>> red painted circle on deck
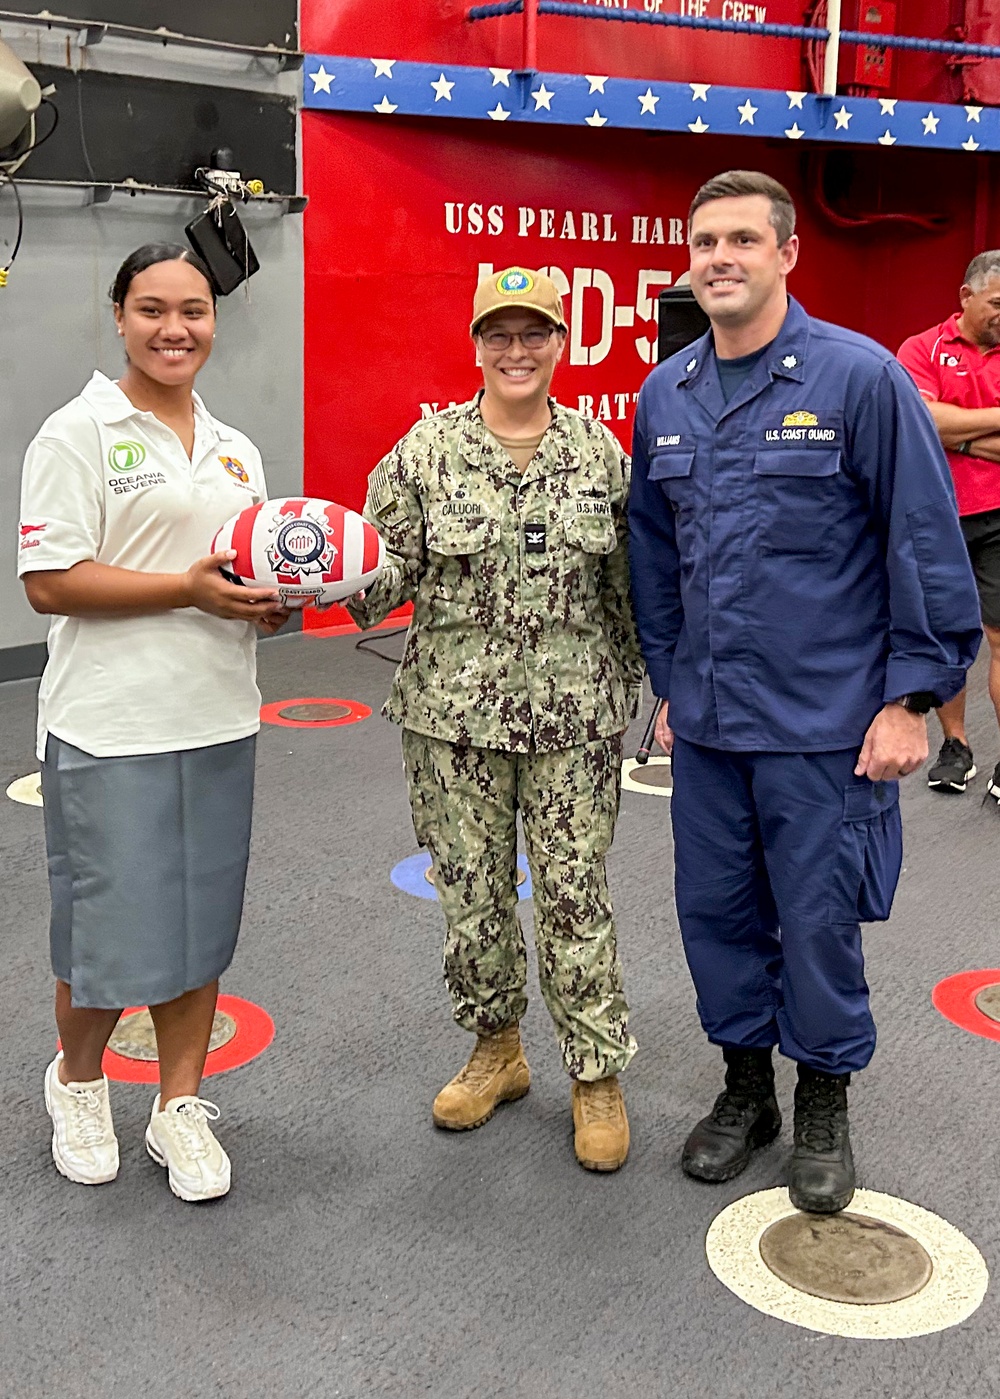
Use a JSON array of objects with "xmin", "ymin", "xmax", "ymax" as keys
[
  {"xmin": 259, "ymin": 696, "xmax": 371, "ymax": 729},
  {"xmin": 932, "ymin": 970, "xmax": 1000, "ymax": 1043},
  {"xmin": 96, "ymin": 994, "xmax": 275, "ymax": 1084}
]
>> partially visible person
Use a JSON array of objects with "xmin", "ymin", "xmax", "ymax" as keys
[
  {"xmin": 19, "ymin": 243, "xmax": 287, "ymax": 1202},
  {"xmin": 898, "ymin": 254, "xmax": 1000, "ymax": 799},
  {"xmin": 346, "ymin": 267, "xmax": 642, "ymax": 1172}
]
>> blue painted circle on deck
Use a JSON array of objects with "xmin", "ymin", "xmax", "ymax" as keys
[{"xmin": 390, "ymin": 851, "xmax": 533, "ymax": 902}]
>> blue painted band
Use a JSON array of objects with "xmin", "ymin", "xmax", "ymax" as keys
[{"xmin": 304, "ymin": 55, "xmax": 998, "ymax": 153}]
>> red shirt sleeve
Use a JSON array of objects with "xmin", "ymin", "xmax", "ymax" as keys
[{"xmin": 896, "ymin": 330, "xmax": 941, "ymax": 401}]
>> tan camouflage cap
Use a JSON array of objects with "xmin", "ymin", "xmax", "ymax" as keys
[{"xmin": 470, "ymin": 267, "xmax": 568, "ymax": 333}]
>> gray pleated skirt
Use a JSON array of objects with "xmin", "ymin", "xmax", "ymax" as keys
[{"xmin": 41, "ymin": 733, "xmax": 256, "ymax": 1009}]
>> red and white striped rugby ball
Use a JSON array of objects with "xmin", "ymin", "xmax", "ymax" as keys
[{"xmin": 211, "ymin": 497, "xmax": 385, "ymax": 608}]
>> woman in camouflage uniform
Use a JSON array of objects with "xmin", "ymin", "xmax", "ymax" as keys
[{"xmin": 348, "ymin": 267, "xmax": 643, "ymax": 1171}]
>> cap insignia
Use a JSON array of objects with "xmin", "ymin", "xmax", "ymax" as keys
[{"xmin": 497, "ymin": 270, "xmax": 533, "ymax": 295}]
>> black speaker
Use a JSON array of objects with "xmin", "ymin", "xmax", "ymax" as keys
[
  {"xmin": 186, "ymin": 199, "xmax": 260, "ymax": 297},
  {"xmin": 657, "ymin": 286, "xmax": 710, "ymax": 364}
]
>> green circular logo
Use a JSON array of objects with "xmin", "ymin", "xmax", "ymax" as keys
[
  {"xmin": 497, "ymin": 270, "xmax": 533, "ymax": 296},
  {"xmin": 108, "ymin": 440, "xmax": 146, "ymax": 472}
]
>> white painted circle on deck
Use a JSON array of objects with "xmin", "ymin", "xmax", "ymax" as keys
[
  {"xmin": 705, "ymin": 1187, "xmax": 987, "ymax": 1338},
  {"xmin": 6, "ymin": 773, "xmax": 42, "ymax": 807},
  {"xmin": 621, "ymin": 756, "xmax": 672, "ymax": 797}
]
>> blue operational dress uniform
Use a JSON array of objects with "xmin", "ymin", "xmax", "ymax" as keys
[{"xmin": 629, "ymin": 296, "xmax": 981, "ymax": 1074}]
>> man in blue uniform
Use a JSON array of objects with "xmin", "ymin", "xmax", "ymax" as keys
[{"xmin": 629, "ymin": 170, "xmax": 980, "ymax": 1214}]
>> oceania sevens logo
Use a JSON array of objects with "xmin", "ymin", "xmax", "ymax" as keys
[{"xmin": 108, "ymin": 440, "xmax": 146, "ymax": 472}]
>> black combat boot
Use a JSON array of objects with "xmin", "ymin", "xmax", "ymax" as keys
[
  {"xmin": 788, "ymin": 1065, "xmax": 855, "ymax": 1214},
  {"xmin": 682, "ymin": 1047, "xmax": 781, "ymax": 1183}
]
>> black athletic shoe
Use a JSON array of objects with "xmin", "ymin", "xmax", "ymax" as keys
[
  {"xmin": 682, "ymin": 1048, "xmax": 781, "ymax": 1184},
  {"xmin": 927, "ymin": 737, "xmax": 976, "ymax": 793},
  {"xmin": 788, "ymin": 1066, "xmax": 855, "ymax": 1215},
  {"xmin": 987, "ymin": 760, "xmax": 1000, "ymax": 806}
]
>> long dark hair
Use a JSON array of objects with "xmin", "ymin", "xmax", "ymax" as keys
[{"xmin": 109, "ymin": 243, "xmax": 216, "ymax": 307}]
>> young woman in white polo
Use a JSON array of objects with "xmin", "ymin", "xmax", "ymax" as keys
[{"xmin": 18, "ymin": 243, "xmax": 285, "ymax": 1202}]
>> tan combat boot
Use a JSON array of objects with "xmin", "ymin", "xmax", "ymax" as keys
[
  {"xmin": 571, "ymin": 1076, "xmax": 630, "ymax": 1172},
  {"xmin": 432, "ymin": 1025, "xmax": 531, "ymax": 1131}
]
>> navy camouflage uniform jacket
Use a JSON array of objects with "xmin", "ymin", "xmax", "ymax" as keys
[{"xmin": 348, "ymin": 394, "xmax": 644, "ymax": 752}]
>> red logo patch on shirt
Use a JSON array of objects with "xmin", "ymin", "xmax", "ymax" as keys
[
  {"xmin": 19, "ymin": 523, "xmax": 46, "ymax": 549},
  {"xmin": 220, "ymin": 456, "xmax": 249, "ymax": 484}
]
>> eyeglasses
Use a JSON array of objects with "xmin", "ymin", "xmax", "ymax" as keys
[{"xmin": 478, "ymin": 325, "xmax": 557, "ymax": 352}]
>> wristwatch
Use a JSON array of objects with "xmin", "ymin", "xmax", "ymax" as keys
[{"xmin": 893, "ymin": 692, "xmax": 939, "ymax": 715}]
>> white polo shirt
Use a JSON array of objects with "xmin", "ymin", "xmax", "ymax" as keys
[{"xmin": 19, "ymin": 371, "xmax": 268, "ymax": 761}]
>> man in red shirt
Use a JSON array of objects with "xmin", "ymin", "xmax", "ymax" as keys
[{"xmin": 898, "ymin": 251, "xmax": 1000, "ymax": 798}]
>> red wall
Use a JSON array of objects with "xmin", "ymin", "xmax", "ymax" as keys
[
  {"xmin": 303, "ymin": 0, "xmax": 979, "ymax": 100},
  {"xmin": 303, "ymin": 112, "xmax": 996, "ymax": 505},
  {"xmin": 886, "ymin": 0, "xmax": 1000, "ymax": 104},
  {"xmin": 302, "ymin": 0, "xmax": 807, "ymax": 89},
  {"xmin": 300, "ymin": 1, "xmax": 1000, "ymax": 628}
]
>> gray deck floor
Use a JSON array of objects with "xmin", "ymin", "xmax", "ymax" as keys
[{"xmin": 1, "ymin": 631, "xmax": 997, "ymax": 1398}]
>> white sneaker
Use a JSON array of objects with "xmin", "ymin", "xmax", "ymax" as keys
[
  {"xmin": 145, "ymin": 1094, "xmax": 231, "ymax": 1201},
  {"xmin": 43, "ymin": 1053, "xmax": 119, "ymax": 1185}
]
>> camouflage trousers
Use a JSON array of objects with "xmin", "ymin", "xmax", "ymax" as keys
[{"xmin": 401, "ymin": 729, "xmax": 636, "ymax": 1081}]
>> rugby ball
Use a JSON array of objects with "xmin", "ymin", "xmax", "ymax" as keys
[{"xmin": 211, "ymin": 497, "xmax": 385, "ymax": 608}]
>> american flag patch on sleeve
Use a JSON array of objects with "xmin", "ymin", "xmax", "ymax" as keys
[{"xmin": 368, "ymin": 462, "xmax": 398, "ymax": 517}]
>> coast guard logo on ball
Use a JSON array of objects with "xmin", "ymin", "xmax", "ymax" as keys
[
  {"xmin": 266, "ymin": 504, "xmax": 338, "ymax": 583},
  {"xmin": 212, "ymin": 496, "xmax": 382, "ymax": 609},
  {"xmin": 220, "ymin": 456, "xmax": 249, "ymax": 484},
  {"xmin": 498, "ymin": 270, "xmax": 533, "ymax": 296},
  {"xmin": 108, "ymin": 441, "xmax": 146, "ymax": 472}
]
